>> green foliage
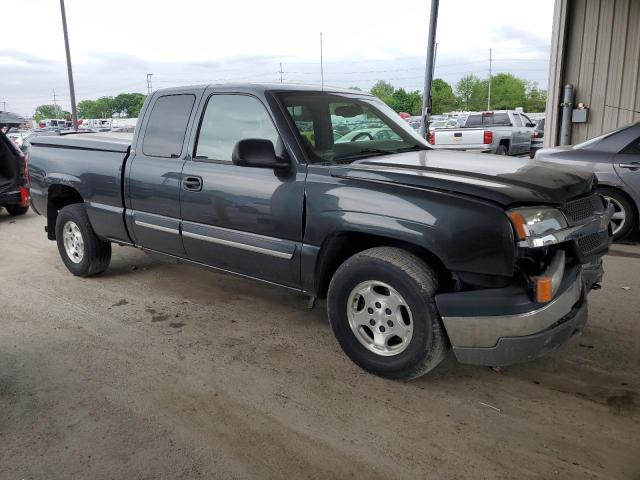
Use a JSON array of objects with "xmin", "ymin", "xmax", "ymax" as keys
[
  {"xmin": 524, "ymin": 82, "xmax": 547, "ymax": 112},
  {"xmin": 369, "ymin": 80, "xmax": 395, "ymax": 103},
  {"xmin": 34, "ymin": 104, "xmax": 69, "ymax": 121},
  {"xmin": 431, "ymin": 78, "xmax": 457, "ymax": 115},
  {"xmin": 369, "ymin": 81, "xmax": 422, "ymax": 115},
  {"xmin": 77, "ymin": 93, "xmax": 147, "ymax": 118},
  {"xmin": 488, "ymin": 73, "xmax": 526, "ymax": 110},
  {"xmin": 455, "ymin": 74, "xmax": 480, "ymax": 111}
]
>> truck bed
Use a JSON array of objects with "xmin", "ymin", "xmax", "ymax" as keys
[
  {"xmin": 29, "ymin": 132, "xmax": 133, "ymax": 152},
  {"xmin": 28, "ymin": 132, "xmax": 132, "ymax": 243}
]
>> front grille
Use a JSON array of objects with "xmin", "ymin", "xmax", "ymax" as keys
[
  {"xmin": 577, "ymin": 230, "xmax": 609, "ymax": 256},
  {"xmin": 563, "ymin": 194, "xmax": 604, "ymax": 224}
]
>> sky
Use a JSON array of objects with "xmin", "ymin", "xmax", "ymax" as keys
[{"xmin": 0, "ymin": 0, "xmax": 555, "ymax": 116}]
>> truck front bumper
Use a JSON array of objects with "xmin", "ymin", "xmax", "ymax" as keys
[{"xmin": 436, "ymin": 265, "xmax": 589, "ymax": 366}]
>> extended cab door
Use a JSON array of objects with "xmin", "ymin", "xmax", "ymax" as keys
[
  {"xmin": 125, "ymin": 91, "xmax": 201, "ymax": 255},
  {"xmin": 179, "ymin": 92, "xmax": 305, "ymax": 288}
]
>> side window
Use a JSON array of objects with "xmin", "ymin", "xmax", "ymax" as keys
[
  {"xmin": 142, "ymin": 94, "xmax": 195, "ymax": 158},
  {"xmin": 620, "ymin": 137, "xmax": 640, "ymax": 155},
  {"xmin": 195, "ymin": 95, "xmax": 279, "ymax": 161},
  {"xmin": 512, "ymin": 114, "xmax": 523, "ymax": 127},
  {"xmin": 288, "ymin": 105, "xmax": 315, "ymax": 147}
]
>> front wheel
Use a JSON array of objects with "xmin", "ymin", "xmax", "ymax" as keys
[
  {"xmin": 327, "ymin": 247, "xmax": 448, "ymax": 380},
  {"xmin": 5, "ymin": 205, "xmax": 29, "ymax": 216},
  {"xmin": 55, "ymin": 204, "xmax": 111, "ymax": 277},
  {"xmin": 599, "ymin": 187, "xmax": 636, "ymax": 241}
]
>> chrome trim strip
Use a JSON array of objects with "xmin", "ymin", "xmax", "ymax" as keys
[
  {"xmin": 442, "ymin": 270, "xmax": 583, "ymax": 348},
  {"xmin": 182, "ymin": 230, "xmax": 293, "ymax": 260},
  {"xmin": 134, "ymin": 220, "xmax": 179, "ymax": 235}
]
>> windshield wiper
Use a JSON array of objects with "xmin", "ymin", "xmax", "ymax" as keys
[{"xmin": 333, "ymin": 148, "xmax": 392, "ymax": 163}]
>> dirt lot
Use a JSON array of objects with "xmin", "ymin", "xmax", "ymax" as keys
[{"xmin": 1, "ymin": 210, "xmax": 639, "ymax": 480}]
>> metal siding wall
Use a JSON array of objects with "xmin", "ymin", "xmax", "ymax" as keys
[{"xmin": 548, "ymin": 0, "xmax": 640, "ymax": 145}]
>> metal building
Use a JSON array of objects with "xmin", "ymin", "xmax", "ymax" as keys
[{"xmin": 545, "ymin": 0, "xmax": 640, "ymax": 147}]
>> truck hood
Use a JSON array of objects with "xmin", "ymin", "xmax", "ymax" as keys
[{"xmin": 330, "ymin": 149, "xmax": 594, "ymax": 206}]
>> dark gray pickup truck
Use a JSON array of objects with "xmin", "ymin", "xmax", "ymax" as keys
[{"xmin": 27, "ymin": 84, "xmax": 612, "ymax": 379}]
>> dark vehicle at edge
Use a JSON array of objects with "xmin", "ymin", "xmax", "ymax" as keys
[
  {"xmin": 0, "ymin": 112, "xmax": 30, "ymax": 216},
  {"xmin": 26, "ymin": 84, "xmax": 613, "ymax": 379},
  {"xmin": 536, "ymin": 121, "xmax": 640, "ymax": 241}
]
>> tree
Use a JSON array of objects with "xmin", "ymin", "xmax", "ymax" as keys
[
  {"xmin": 370, "ymin": 80, "xmax": 395, "ymax": 104},
  {"xmin": 456, "ymin": 75, "xmax": 481, "ymax": 111},
  {"xmin": 349, "ymin": 86, "xmax": 362, "ymax": 91},
  {"xmin": 488, "ymin": 73, "xmax": 527, "ymax": 110},
  {"xmin": 525, "ymin": 82, "xmax": 547, "ymax": 112},
  {"xmin": 431, "ymin": 78, "xmax": 457, "ymax": 115},
  {"xmin": 386, "ymin": 88, "xmax": 419, "ymax": 115},
  {"xmin": 34, "ymin": 104, "xmax": 69, "ymax": 121},
  {"xmin": 77, "ymin": 100, "xmax": 97, "ymax": 118},
  {"xmin": 469, "ymin": 79, "xmax": 489, "ymax": 111},
  {"xmin": 113, "ymin": 93, "xmax": 146, "ymax": 117}
]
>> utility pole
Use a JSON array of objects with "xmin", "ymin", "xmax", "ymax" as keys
[
  {"xmin": 146, "ymin": 73, "xmax": 153, "ymax": 95},
  {"xmin": 1, "ymin": 101, "xmax": 6, "ymax": 112},
  {"xmin": 419, "ymin": 0, "xmax": 440, "ymax": 139},
  {"xmin": 279, "ymin": 63, "xmax": 284, "ymax": 83},
  {"xmin": 53, "ymin": 89, "xmax": 60, "ymax": 118},
  {"xmin": 320, "ymin": 32, "xmax": 324, "ymax": 90},
  {"xmin": 59, "ymin": 0, "xmax": 78, "ymax": 130},
  {"xmin": 487, "ymin": 48, "xmax": 492, "ymax": 111}
]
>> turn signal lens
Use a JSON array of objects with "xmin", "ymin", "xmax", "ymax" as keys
[
  {"xmin": 535, "ymin": 277, "xmax": 553, "ymax": 303},
  {"xmin": 507, "ymin": 211, "xmax": 528, "ymax": 240}
]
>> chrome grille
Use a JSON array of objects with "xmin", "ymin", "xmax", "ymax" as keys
[{"xmin": 563, "ymin": 194, "xmax": 603, "ymax": 224}]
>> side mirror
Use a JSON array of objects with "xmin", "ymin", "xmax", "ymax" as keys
[
  {"xmin": 232, "ymin": 139, "xmax": 289, "ymax": 171},
  {"xmin": 526, "ymin": 122, "xmax": 535, "ymax": 128}
]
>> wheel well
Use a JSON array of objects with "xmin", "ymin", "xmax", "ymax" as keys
[
  {"xmin": 314, "ymin": 231, "xmax": 451, "ymax": 298},
  {"xmin": 46, "ymin": 184, "xmax": 84, "ymax": 240},
  {"xmin": 499, "ymin": 139, "xmax": 510, "ymax": 148}
]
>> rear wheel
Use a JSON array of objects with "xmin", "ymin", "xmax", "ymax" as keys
[
  {"xmin": 5, "ymin": 205, "xmax": 29, "ymax": 216},
  {"xmin": 494, "ymin": 145, "xmax": 508, "ymax": 156},
  {"xmin": 55, "ymin": 204, "xmax": 111, "ymax": 276},
  {"xmin": 599, "ymin": 187, "xmax": 636, "ymax": 241},
  {"xmin": 327, "ymin": 247, "xmax": 447, "ymax": 380}
]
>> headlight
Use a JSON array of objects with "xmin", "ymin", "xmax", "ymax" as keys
[{"xmin": 507, "ymin": 207, "xmax": 568, "ymax": 246}]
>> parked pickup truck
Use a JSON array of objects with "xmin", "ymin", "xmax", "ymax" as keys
[
  {"xmin": 428, "ymin": 110, "xmax": 535, "ymax": 155},
  {"xmin": 27, "ymin": 84, "xmax": 612, "ymax": 380}
]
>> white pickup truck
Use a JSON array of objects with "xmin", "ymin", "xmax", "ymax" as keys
[{"xmin": 428, "ymin": 110, "xmax": 535, "ymax": 156}]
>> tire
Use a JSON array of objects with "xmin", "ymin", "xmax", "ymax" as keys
[
  {"xmin": 599, "ymin": 187, "xmax": 636, "ymax": 241},
  {"xmin": 327, "ymin": 247, "xmax": 448, "ymax": 380},
  {"xmin": 5, "ymin": 205, "xmax": 29, "ymax": 216},
  {"xmin": 55, "ymin": 204, "xmax": 111, "ymax": 277},
  {"xmin": 494, "ymin": 145, "xmax": 508, "ymax": 156}
]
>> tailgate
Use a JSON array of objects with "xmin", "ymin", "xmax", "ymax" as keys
[{"xmin": 431, "ymin": 128, "xmax": 487, "ymax": 150}]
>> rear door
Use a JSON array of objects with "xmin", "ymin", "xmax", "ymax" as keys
[
  {"xmin": 125, "ymin": 91, "xmax": 201, "ymax": 255},
  {"xmin": 511, "ymin": 113, "xmax": 527, "ymax": 154},
  {"xmin": 179, "ymin": 91, "xmax": 305, "ymax": 287}
]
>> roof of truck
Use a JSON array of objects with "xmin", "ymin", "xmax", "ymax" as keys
[{"xmin": 151, "ymin": 83, "xmax": 372, "ymax": 96}]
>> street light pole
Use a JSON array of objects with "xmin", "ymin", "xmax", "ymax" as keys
[
  {"xmin": 59, "ymin": 0, "xmax": 78, "ymax": 130},
  {"xmin": 419, "ymin": 0, "xmax": 440, "ymax": 139}
]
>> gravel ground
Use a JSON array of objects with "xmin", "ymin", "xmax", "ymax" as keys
[{"xmin": 1, "ymin": 209, "xmax": 639, "ymax": 480}]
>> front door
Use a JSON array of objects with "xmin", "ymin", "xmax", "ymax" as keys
[
  {"xmin": 180, "ymin": 93, "xmax": 305, "ymax": 288},
  {"xmin": 125, "ymin": 92, "xmax": 198, "ymax": 255}
]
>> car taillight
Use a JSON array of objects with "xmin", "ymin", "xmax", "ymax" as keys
[
  {"xmin": 428, "ymin": 131, "xmax": 435, "ymax": 145},
  {"xmin": 483, "ymin": 130, "xmax": 493, "ymax": 144},
  {"xmin": 531, "ymin": 131, "xmax": 538, "ymax": 139}
]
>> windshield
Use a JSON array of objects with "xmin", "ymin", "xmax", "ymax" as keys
[{"xmin": 277, "ymin": 92, "xmax": 429, "ymax": 164}]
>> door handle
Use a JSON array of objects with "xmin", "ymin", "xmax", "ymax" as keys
[
  {"xmin": 182, "ymin": 176, "xmax": 203, "ymax": 191},
  {"xmin": 619, "ymin": 162, "xmax": 640, "ymax": 170}
]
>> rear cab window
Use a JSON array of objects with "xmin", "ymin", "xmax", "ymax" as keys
[
  {"xmin": 464, "ymin": 112, "xmax": 511, "ymax": 127},
  {"xmin": 142, "ymin": 94, "xmax": 196, "ymax": 158}
]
